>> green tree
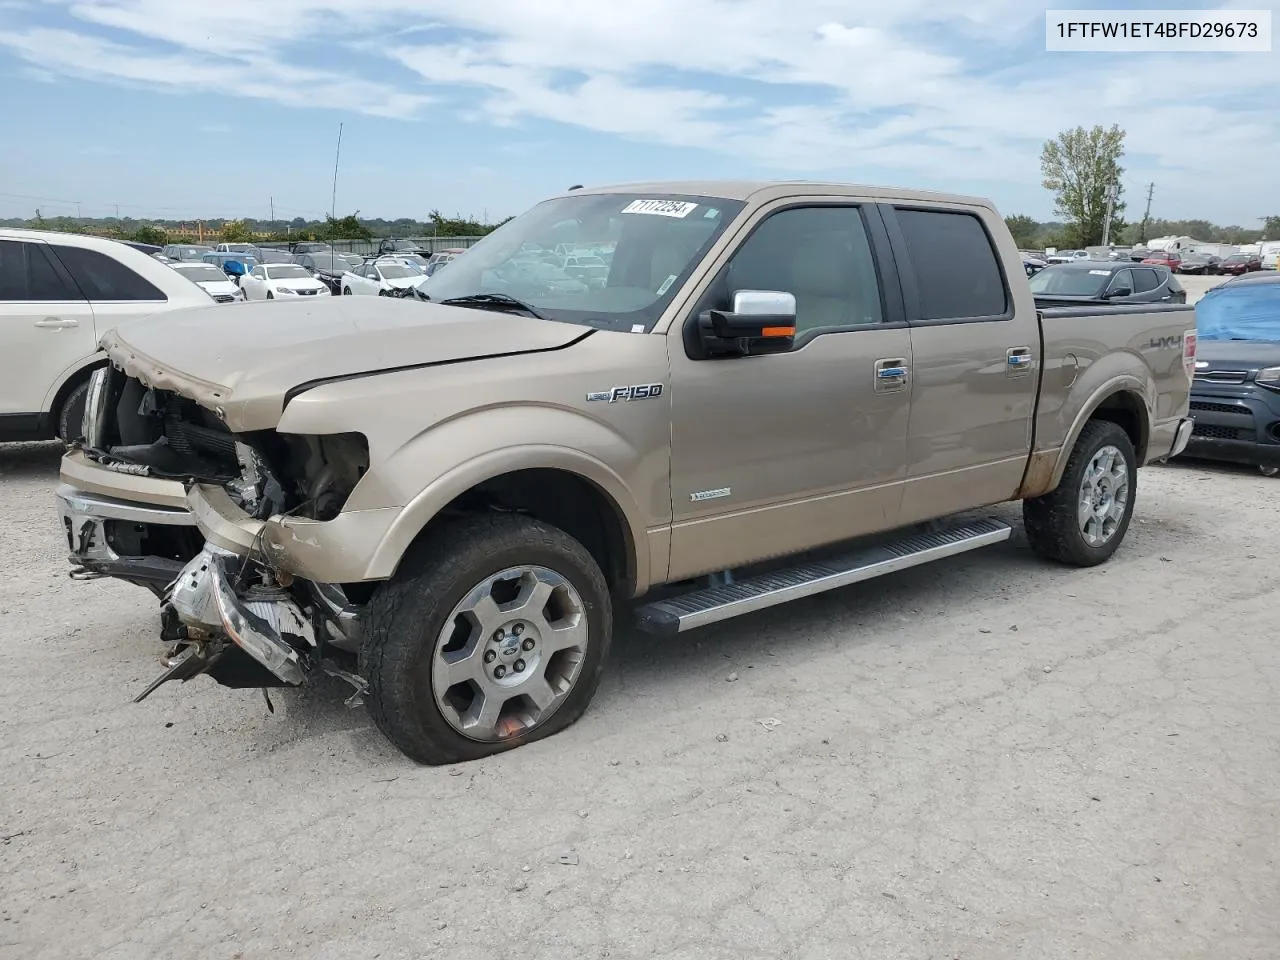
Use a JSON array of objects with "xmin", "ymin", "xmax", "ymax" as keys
[
  {"xmin": 1262, "ymin": 215, "xmax": 1280, "ymax": 239},
  {"xmin": 221, "ymin": 219, "xmax": 253, "ymax": 242},
  {"xmin": 1004, "ymin": 214, "xmax": 1040, "ymax": 249},
  {"xmin": 318, "ymin": 213, "xmax": 372, "ymax": 240},
  {"xmin": 1040, "ymin": 124, "xmax": 1127, "ymax": 247},
  {"xmin": 132, "ymin": 225, "xmax": 167, "ymax": 245}
]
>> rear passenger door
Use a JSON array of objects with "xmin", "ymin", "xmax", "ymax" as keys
[
  {"xmin": 0, "ymin": 239, "xmax": 96, "ymax": 424},
  {"xmin": 880, "ymin": 205, "xmax": 1040, "ymax": 525},
  {"xmin": 45, "ymin": 243, "xmax": 170, "ymax": 344}
]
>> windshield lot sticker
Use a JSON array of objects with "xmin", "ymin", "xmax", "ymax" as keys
[
  {"xmin": 656, "ymin": 274, "xmax": 678, "ymax": 295},
  {"xmin": 621, "ymin": 199, "xmax": 698, "ymax": 218},
  {"xmin": 1089, "ymin": 269, "xmax": 1111, "ymax": 275}
]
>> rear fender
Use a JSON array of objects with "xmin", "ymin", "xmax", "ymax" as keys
[{"xmin": 1038, "ymin": 375, "xmax": 1151, "ymax": 495}]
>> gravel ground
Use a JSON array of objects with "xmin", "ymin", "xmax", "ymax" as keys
[{"xmin": 2, "ymin": 438, "xmax": 1278, "ymax": 960}]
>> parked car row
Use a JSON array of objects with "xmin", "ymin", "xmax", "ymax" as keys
[{"xmin": 1028, "ymin": 260, "xmax": 1185, "ymax": 306}]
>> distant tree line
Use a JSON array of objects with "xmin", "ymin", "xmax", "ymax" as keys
[
  {"xmin": 1004, "ymin": 213, "xmax": 1275, "ymax": 251},
  {"xmin": 0, "ymin": 207, "xmax": 514, "ymax": 245}
]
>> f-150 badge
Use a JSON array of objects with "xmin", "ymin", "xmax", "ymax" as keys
[{"xmin": 586, "ymin": 383, "xmax": 664, "ymax": 402}]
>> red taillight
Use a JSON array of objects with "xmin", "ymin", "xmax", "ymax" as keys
[{"xmin": 1183, "ymin": 330, "xmax": 1197, "ymax": 377}]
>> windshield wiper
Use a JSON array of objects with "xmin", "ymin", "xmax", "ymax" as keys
[{"xmin": 438, "ymin": 293, "xmax": 544, "ymax": 319}]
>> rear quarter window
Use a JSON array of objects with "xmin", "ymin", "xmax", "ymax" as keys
[
  {"xmin": 50, "ymin": 246, "xmax": 167, "ymax": 302},
  {"xmin": 894, "ymin": 208, "xmax": 1009, "ymax": 321}
]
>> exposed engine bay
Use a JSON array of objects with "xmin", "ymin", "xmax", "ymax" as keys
[
  {"xmin": 77, "ymin": 365, "xmax": 372, "ymax": 702},
  {"xmin": 82, "ymin": 365, "xmax": 369, "ymax": 522}
]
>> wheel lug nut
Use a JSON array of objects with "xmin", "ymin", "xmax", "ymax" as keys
[
  {"xmin": 512, "ymin": 623, "xmax": 524, "ymax": 636},
  {"xmin": 494, "ymin": 665, "xmax": 507, "ymax": 679},
  {"xmin": 483, "ymin": 650, "xmax": 496, "ymax": 664},
  {"xmin": 514, "ymin": 659, "xmax": 525, "ymax": 673},
  {"xmin": 492, "ymin": 629, "xmax": 504, "ymax": 642},
  {"xmin": 521, "ymin": 638, "xmax": 535, "ymax": 651}
]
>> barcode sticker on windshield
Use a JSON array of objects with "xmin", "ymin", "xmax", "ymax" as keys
[
  {"xmin": 621, "ymin": 199, "xmax": 698, "ymax": 218},
  {"xmin": 656, "ymin": 274, "xmax": 678, "ymax": 296},
  {"xmin": 1089, "ymin": 269, "xmax": 1111, "ymax": 275}
]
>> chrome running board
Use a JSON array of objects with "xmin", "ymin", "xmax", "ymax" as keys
[{"xmin": 635, "ymin": 517, "xmax": 1012, "ymax": 635}]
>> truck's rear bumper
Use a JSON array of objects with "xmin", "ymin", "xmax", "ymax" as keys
[{"xmin": 1150, "ymin": 416, "xmax": 1194, "ymax": 462}]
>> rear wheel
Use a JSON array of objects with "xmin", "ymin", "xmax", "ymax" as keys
[
  {"xmin": 1261, "ymin": 465, "xmax": 1279, "ymax": 477},
  {"xmin": 361, "ymin": 513, "xmax": 611, "ymax": 765},
  {"xmin": 1024, "ymin": 420, "xmax": 1137, "ymax": 567},
  {"xmin": 56, "ymin": 380, "xmax": 90, "ymax": 443}
]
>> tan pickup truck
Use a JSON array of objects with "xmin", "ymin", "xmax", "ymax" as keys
[{"xmin": 56, "ymin": 181, "xmax": 1196, "ymax": 765}]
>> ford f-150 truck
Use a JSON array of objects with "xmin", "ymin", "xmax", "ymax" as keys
[{"xmin": 56, "ymin": 181, "xmax": 1196, "ymax": 765}]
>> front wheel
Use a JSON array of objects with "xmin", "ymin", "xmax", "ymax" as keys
[
  {"xmin": 1261, "ymin": 465, "xmax": 1279, "ymax": 477},
  {"xmin": 1023, "ymin": 420, "xmax": 1137, "ymax": 567},
  {"xmin": 266, "ymin": 291, "xmax": 274, "ymax": 300},
  {"xmin": 361, "ymin": 513, "xmax": 612, "ymax": 765}
]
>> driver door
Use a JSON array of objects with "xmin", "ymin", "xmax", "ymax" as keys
[{"xmin": 666, "ymin": 201, "xmax": 912, "ymax": 580}]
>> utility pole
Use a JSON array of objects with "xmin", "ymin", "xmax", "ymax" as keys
[
  {"xmin": 330, "ymin": 122, "xmax": 344, "ymax": 220},
  {"xmin": 115, "ymin": 204, "xmax": 120, "ymax": 220},
  {"xmin": 1101, "ymin": 183, "xmax": 1119, "ymax": 247},
  {"xmin": 1139, "ymin": 182, "xmax": 1154, "ymax": 243},
  {"xmin": 270, "ymin": 196, "xmax": 274, "ymax": 223}
]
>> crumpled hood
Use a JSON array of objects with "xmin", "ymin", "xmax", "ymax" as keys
[{"xmin": 101, "ymin": 297, "xmax": 590, "ymax": 431}]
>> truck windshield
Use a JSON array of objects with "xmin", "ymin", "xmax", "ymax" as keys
[
  {"xmin": 415, "ymin": 193, "xmax": 746, "ymax": 331},
  {"xmin": 1029, "ymin": 266, "xmax": 1111, "ymax": 297}
]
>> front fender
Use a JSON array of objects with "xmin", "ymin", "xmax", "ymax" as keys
[
  {"xmin": 364, "ymin": 443, "xmax": 652, "ymax": 590},
  {"xmin": 344, "ymin": 404, "xmax": 664, "ymax": 590}
]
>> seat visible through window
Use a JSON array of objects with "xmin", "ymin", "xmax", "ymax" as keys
[{"xmin": 725, "ymin": 206, "xmax": 882, "ymax": 334}]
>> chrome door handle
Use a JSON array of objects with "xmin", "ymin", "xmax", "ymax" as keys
[
  {"xmin": 34, "ymin": 317, "xmax": 79, "ymax": 329},
  {"xmin": 1006, "ymin": 347, "xmax": 1033, "ymax": 376},
  {"xmin": 874, "ymin": 357, "xmax": 909, "ymax": 392}
]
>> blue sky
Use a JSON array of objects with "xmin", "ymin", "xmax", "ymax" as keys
[{"xmin": 0, "ymin": 0, "xmax": 1276, "ymax": 226}]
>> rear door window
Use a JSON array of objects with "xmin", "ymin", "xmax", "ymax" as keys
[
  {"xmin": 893, "ymin": 208, "xmax": 1009, "ymax": 321},
  {"xmin": 1132, "ymin": 268, "xmax": 1160, "ymax": 294},
  {"xmin": 49, "ymin": 246, "xmax": 167, "ymax": 301},
  {"xmin": 0, "ymin": 240, "xmax": 85, "ymax": 301}
]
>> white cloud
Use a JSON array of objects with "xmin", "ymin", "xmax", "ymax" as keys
[{"xmin": 1, "ymin": 0, "xmax": 1277, "ymax": 222}]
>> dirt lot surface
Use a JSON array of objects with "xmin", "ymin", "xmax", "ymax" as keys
[{"xmin": 2, "ymin": 439, "xmax": 1278, "ymax": 960}]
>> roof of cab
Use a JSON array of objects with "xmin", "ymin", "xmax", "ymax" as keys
[{"xmin": 551, "ymin": 180, "xmax": 996, "ymax": 211}]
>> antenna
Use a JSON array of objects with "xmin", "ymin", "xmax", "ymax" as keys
[{"xmin": 330, "ymin": 122, "xmax": 344, "ymax": 220}]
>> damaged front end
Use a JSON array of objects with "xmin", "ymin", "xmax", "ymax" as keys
[
  {"xmin": 137, "ymin": 542, "xmax": 366, "ymax": 706},
  {"xmin": 74, "ymin": 365, "xmax": 374, "ymax": 705}
]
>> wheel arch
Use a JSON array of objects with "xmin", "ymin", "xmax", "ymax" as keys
[
  {"xmin": 364, "ymin": 448, "xmax": 650, "ymax": 597},
  {"xmin": 43, "ymin": 352, "xmax": 109, "ymax": 429},
  {"xmin": 1050, "ymin": 379, "xmax": 1150, "ymax": 490}
]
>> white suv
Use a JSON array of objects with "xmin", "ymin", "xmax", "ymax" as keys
[{"xmin": 0, "ymin": 229, "xmax": 214, "ymax": 442}]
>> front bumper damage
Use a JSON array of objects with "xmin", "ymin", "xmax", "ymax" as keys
[{"xmin": 136, "ymin": 540, "xmax": 368, "ymax": 704}]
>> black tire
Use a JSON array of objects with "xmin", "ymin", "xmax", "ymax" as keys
[
  {"xmin": 1023, "ymin": 420, "xmax": 1137, "ymax": 567},
  {"xmin": 266, "ymin": 291, "xmax": 274, "ymax": 299},
  {"xmin": 56, "ymin": 380, "xmax": 90, "ymax": 443},
  {"xmin": 361, "ymin": 513, "xmax": 612, "ymax": 765},
  {"xmin": 343, "ymin": 287, "xmax": 352, "ymax": 295}
]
